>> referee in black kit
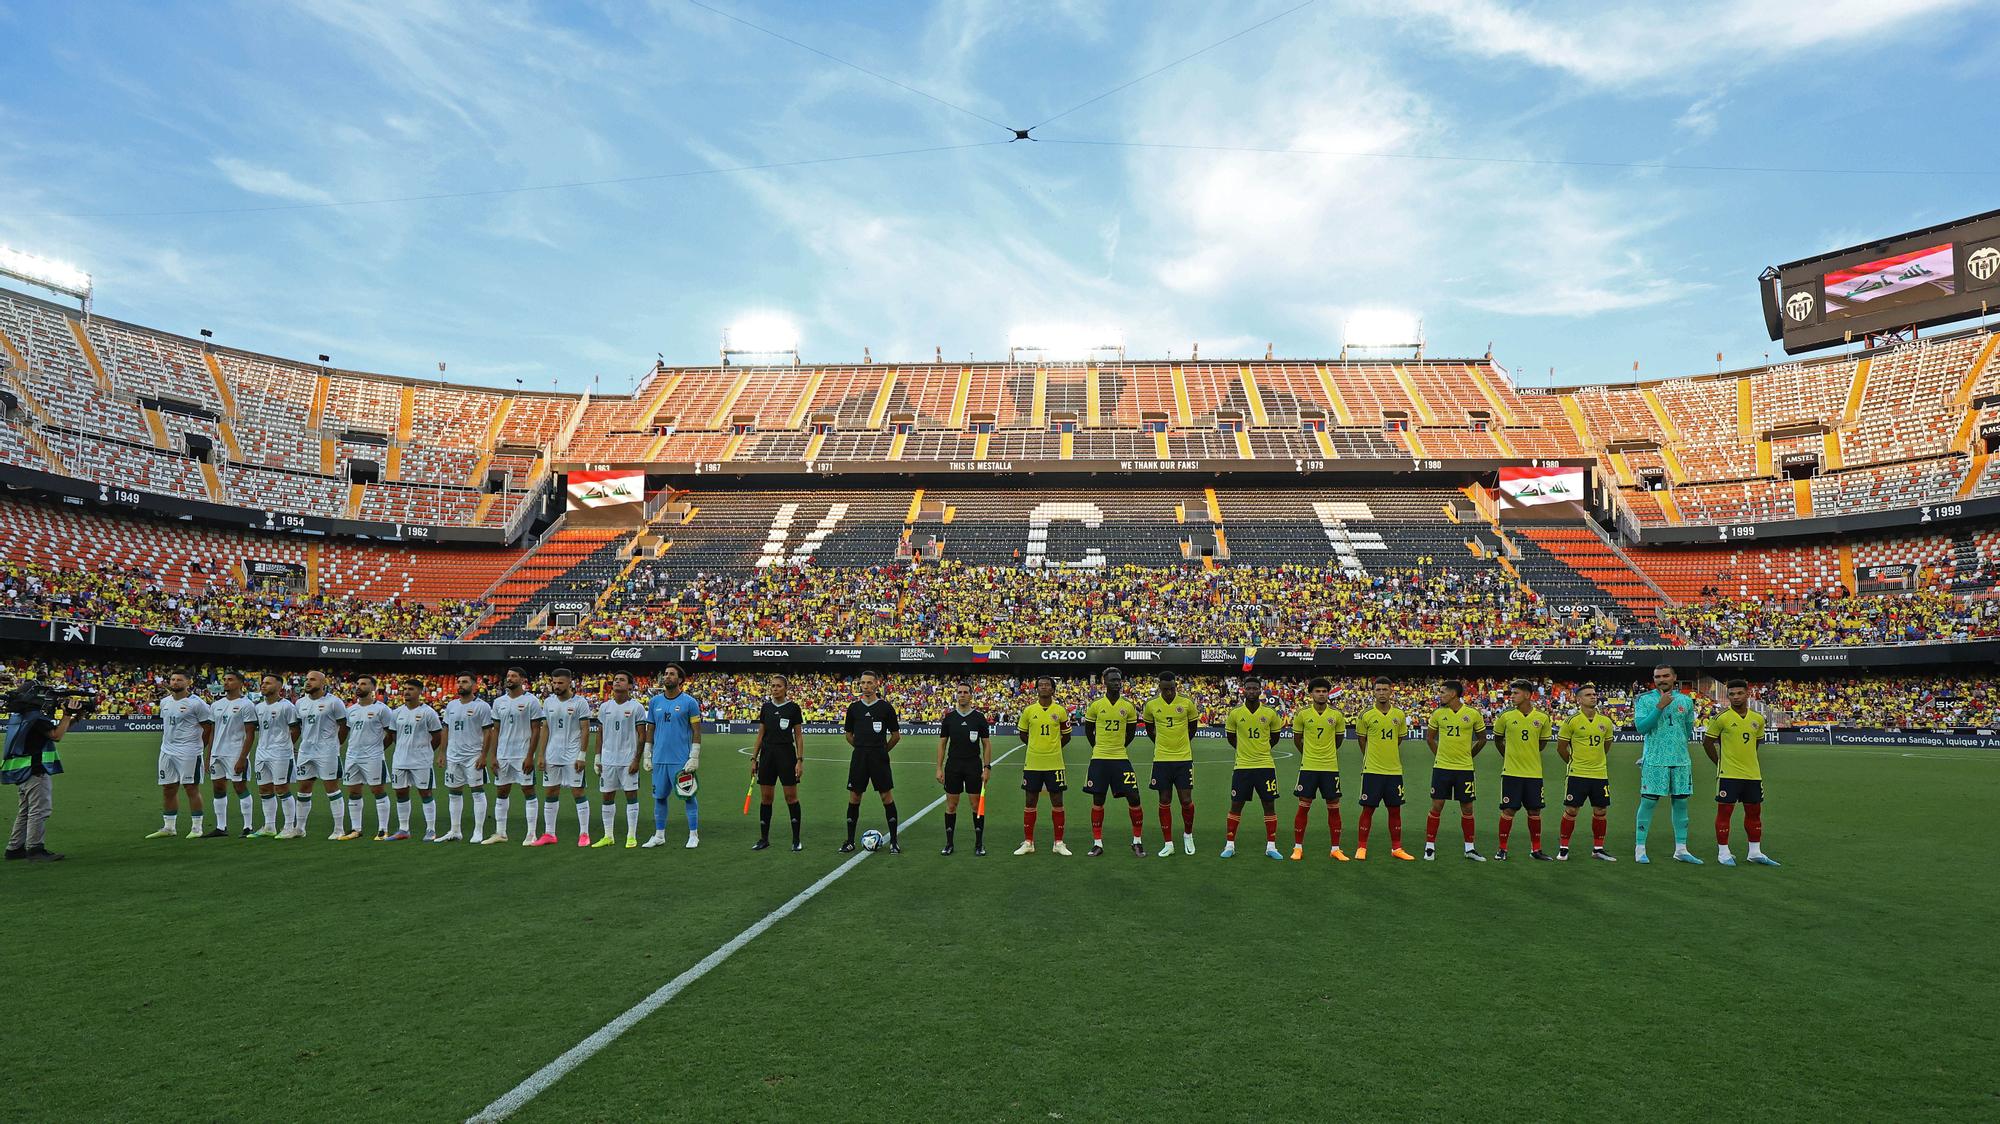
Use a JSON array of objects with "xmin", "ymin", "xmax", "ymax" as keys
[
  {"xmin": 841, "ymin": 670, "xmax": 901, "ymax": 854},
  {"xmin": 935, "ymin": 679, "xmax": 991, "ymax": 856},
  {"xmin": 750, "ymin": 673, "xmax": 805, "ymax": 852}
]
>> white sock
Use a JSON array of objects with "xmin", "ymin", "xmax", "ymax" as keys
[
  {"xmin": 396, "ymin": 798, "xmax": 412, "ymax": 830},
  {"xmin": 239, "ymin": 793, "xmax": 254, "ymax": 828},
  {"xmin": 330, "ymin": 797, "xmax": 345, "ymax": 834},
  {"xmin": 602, "ymin": 803, "xmax": 617, "ymax": 838},
  {"xmin": 1673, "ymin": 843, "xmax": 1691, "ymax": 855},
  {"xmin": 544, "ymin": 798, "xmax": 561, "ymax": 837},
  {"xmin": 262, "ymin": 796, "xmax": 278, "ymax": 829},
  {"xmin": 495, "ymin": 793, "xmax": 512, "ymax": 835},
  {"xmin": 1132, "ymin": 835, "xmax": 1143, "ymax": 845},
  {"xmin": 1635, "ymin": 844, "xmax": 1647, "ymax": 858},
  {"xmin": 575, "ymin": 800, "xmax": 589, "ymax": 834},
  {"xmin": 1747, "ymin": 841, "xmax": 1763, "ymax": 858},
  {"xmin": 212, "ymin": 796, "xmax": 228, "ymax": 830},
  {"xmin": 448, "ymin": 793, "xmax": 464, "ymax": 833},
  {"xmin": 1718, "ymin": 845, "xmax": 1734, "ymax": 859},
  {"xmin": 283, "ymin": 795, "xmax": 298, "ymax": 831},
  {"xmin": 190, "ymin": 814, "xmax": 204, "ymax": 832},
  {"xmin": 626, "ymin": 800, "xmax": 641, "ymax": 837},
  {"xmin": 347, "ymin": 798, "xmax": 363, "ymax": 830},
  {"xmin": 526, "ymin": 797, "xmax": 541, "ymax": 836},
  {"xmin": 421, "ymin": 798, "xmax": 438, "ymax": 833},
  {"xmin": 473, "ymin": 791, "xmax": 489, "ymax": 836},
  {"xmin": 375, "ymin": 795, "xmax": 390, "ymax": 831},
  {"xmin": 298, "ymin": 792, "xmax": 314, "ymax": 832}
]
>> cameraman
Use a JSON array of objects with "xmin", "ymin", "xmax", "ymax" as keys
[{"xmin": 4, "ymin": 689, "xmax": 85, "ymax": 863}]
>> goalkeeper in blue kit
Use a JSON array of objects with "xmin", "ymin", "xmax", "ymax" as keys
[{"xmin": 1632, "ymin": 664, "xmax": 1701, "ymax": 865}]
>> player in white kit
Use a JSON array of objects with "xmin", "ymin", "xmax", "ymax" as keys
[
  {"xmin": 338, "ymin": 675, "xmax": 396, "ymax": 841},
  {"xmin": 146, "ymin": 671, "xmax": 214, "ymax": 839},
  {"xmin": 248, "ymin": 674, "xmax": 301, "ymax": 838},
  {"xmin": 439, "ymin": 672, "xmax": 495, "ymax": 843},
  {"xmin": 207, "ymin": 671, "xmax": 258, "ymax": 837},
  {"xmin": 533, "ymin": 668, "xmax": 595, "ymax": 847},
  {"xmin": 389, "ymin": 678, "xmax": 444, "ymax": 841},
  {"xmin": 485, "ymin": 666, "xmax": 545, "ymax": 846},
  {"xmin": 290, "ymin": 670, "xmax": 350, "ymax": 839},
  {"xmin": 592, "ymin": 672, "xmax": 647, "ymax": 849}
]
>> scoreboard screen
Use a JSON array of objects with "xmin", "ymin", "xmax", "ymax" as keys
[{"xmin": 1765, "ymin": 209, "xmax": 2000, "ymax": 354}]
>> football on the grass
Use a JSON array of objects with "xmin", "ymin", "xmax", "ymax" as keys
[{"xmin": 860, "ymin": 829, "xmax": 886, "ymax": 852}]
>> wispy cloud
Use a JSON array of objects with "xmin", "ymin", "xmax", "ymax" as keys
[
  {"xmin": 212, "ymin": 156, "xmax": 336, "ymax": 205},
  {"xmin": 1675, "ymin": 93, "xmax": 1725, "ymax": 139}
]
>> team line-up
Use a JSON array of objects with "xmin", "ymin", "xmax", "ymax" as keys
[{"xmin": 132, "ymin": 660, "xmax": 1780, "ymax": 867}]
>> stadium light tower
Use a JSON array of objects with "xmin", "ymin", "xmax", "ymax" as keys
[
  {"xmin": 721, "ymin": 314, "xmax": 801, "ymax": 366},
  {"xmin": 1340, "ymin": 310, "xmax": 1424, "ymax": 361},
  {"xmin": 0, "ymin": 245, "xmax": 93, "ymax": 313},
  {"xmin": 1007, "ymin": 324, "xmax": 1124, "ymax": 364}
]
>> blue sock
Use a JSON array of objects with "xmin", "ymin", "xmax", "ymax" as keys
[
  {"xmin": 1635, "ymin": 794, "xmax": 1658, "ymax": 848},
  {"xmin": 1670, "ymin": 796, "xmax": 1690, "ymax": 847},
  {"xmin": 684, "ymin": 797, "xmax": 699, "ymax": 832},
  {"xmin": 654, "ymin": 796, "xmax": 670, "ymax": 831}
]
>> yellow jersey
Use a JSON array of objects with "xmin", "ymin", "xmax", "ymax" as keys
[
  {"xmin": 1494, "ymin": 707, "xmax": 1553, "ymax": 778},
  {"xmin": 1141, "ymin": 695, "xmax": 1199, "ymax": 763},
  {"xmin": 1290, "ymin": 704, "xmax": 1346, "ymax": 771},
  {"xmin": 1556, "ymin": 712, "xmax": 1617, "ymax": 781},
  {"xmin": 1084, "ymin": 696, "xmax": 1141, "ymax": 760},
  {"xmin": 1426, "ymin": 704, "xmax": 1486, "ymax": 771},
  {"xmin": 1355, "ymin": 706, "xmax": 1408, "ymax": 776},
  {"xmin": 1705, "ymin": 707, "xmax": 1765, "ymax": 781},
  {"xmin": 1225, "ymin": 703, "xmax": 1283, "ymax": 769},
  {"xmin": 1019, "ymin": 702, "xmax": 1070, "ymax": 772}
]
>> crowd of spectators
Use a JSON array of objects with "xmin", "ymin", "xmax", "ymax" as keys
[
  {"xmin": 0, "ymin": 563, "xmax": 484, "ymax": 641},
  {"xmin": 553, "ymin": 562, "xmax": 1628, "ymax": 647},
  {"xmin": 1654, "ymin": 589, "xmax": 2000, "ymax": 647}
]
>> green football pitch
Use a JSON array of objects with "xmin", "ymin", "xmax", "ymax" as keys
[{"xmin": 8, "ymin": 732, "xmax": 1997, "ymax": 1123}]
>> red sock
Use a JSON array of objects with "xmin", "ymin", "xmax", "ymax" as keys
[
  {"xmin": 1226, "ymin": 812, "xmax": 1241, "ymax": 842},
  {"xmin": 1090, "ymin": 804, "xmax": 1105, "ymax": 842},
  {"xmin": 1498, "ymin": 814, "xmax": 1513, "ymax": 850},
  {"xmin": 1425, "ymin": 810, "xmax": 1441, "ymax": 844},
  {"xmin": 1358, "ymin": 806, "xmax": 1374, "ymax": 847},
  {"xmin": 1716, "ymin": 804, "xmax": 1733, "ymax": 845},
  {"xmin": 1327, "ymin": 805, "xmax": 1341, "ymax": 847},
  {"xmin": 1591, "ymin": 812, "xmax": 1606, "ymax": 849},
  {"xmin": 1127, "ymin": 803, "xmax": 1144, "ymax": 840},
  {"xmin": 1051, "ymin": 808, "xmax": 1065, "ymax": 842},
  {"xmin": 1559, "ymin": 814, "xmax": 1575, "ymax": 849},
  {"xmin": 1461, "ymin": 812, "xmax": 1476, "ymax": 844},
  {"xmin": 1024, "ymin": 806, "xmax": 1037, "ymax": 842},
  {"xmin": 1158, "ymin": 803, "xmax": 1173, "ymax": 840},
  {"xmin": 1387, "ymin": 807, "xmax": 1402, "ymax": 849},
  {"xmin": 1263, "ymin": 813, "xmax": 1278, "ymax": 843},
  {"xmin": 1294, "ymin": 804, "xmax": 1311, "ymax": 845},
  {"xmin": 1527, "ymin": 813, "xmax": 1542, "ymax": 851},
  {"xmin": 1745, "ymin": 803, "xmax": 1762, "ymax": 843},
  {"xmin": 1180, "ymin": 800, "xmax": 1196, "ymax": 833}
]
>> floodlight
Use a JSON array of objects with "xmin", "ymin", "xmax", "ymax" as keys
[
  {"xmin": 0, "ymin": 246, "xmax": 92, "ymax": 301},
  {"xmin": 1342, "ymin": 310, "xmax": 1423, "ymax": 351},
  {"xmin": 722, "ymin": 315, "xmax": 801, "ymax": 358},
  {"xmin": 1007, "ymin": 324, "xmax": 1123, "ymax": 362}
]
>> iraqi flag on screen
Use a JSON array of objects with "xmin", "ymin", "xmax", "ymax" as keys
[
  {"xmin": 1497, "ymin": 465, "xmax": 1585, "ymax": 506},
  {"xmin": 1824, "ymin": 243, "xmax": 1953, "ymax": 307}
]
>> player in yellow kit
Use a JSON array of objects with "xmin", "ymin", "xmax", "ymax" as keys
[
  {"xmin": 1705, "ymin": 679, "xmax": 1779, "ymax": 867},
  {"xmin": 1015, "ymin": 676, "xmax": 1072, "ymax": 857},
  {"xmin": 1348, "ymin": 677, "xmax": 1414, "ymax": 861},
  {"xmin": 1221, "ymin": 676, "xmax": 1285, "ymax": 860},
  {"xmin": 1424, "ymin": 680, "xmax": 1488, "ymax": 862},
  {"xmin": 1289, "ymin": 677, "xmax": 1349, "ymax": 861},
  {"xmin": 1554, "ymin": 683, "xmax": 1618, "ymax": 862},
  {"xmin": 1141, "ymin": 672, "xmax": 1201, "ymax": 857},
  {"xmin": 1081, "ymin": 668, "xmax": 1145, "ymax": 857},
  {"xmin": 1492, "ymin": 679, "xmax": 1555, "ymax": 861}
]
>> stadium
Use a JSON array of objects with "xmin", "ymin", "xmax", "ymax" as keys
[{"xmin": 5, "ymin": 4, "xmax": 1997, "ymax": 1122}]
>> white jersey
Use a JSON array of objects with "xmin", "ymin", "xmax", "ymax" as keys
[
  {"xmin": 253, "ymin": 697, "xmax": 301, "ymax": 759},
  {"xmin": 345, "ymin": 700, "xmax": 394, "ymax": 761},
  {"xmin": 491, "ymin": 691, "xmax": 544, "ymax": 762},
  {"xmin": 442, "ymin": 698, "xmax": 494, "ymax": 762},
  {"xmin": 158, "ymin": 694, "xmax": 213, "ymax": 759},
  {"xmin": 390, "ymin": 704, "xmax": 443, "ymax": 771},
  {"xmin": 295, "ymin": 692, "xmax": 349, "ymax": 755},
  {"xmin": 541, "ymin": 694, "xmax": 593, "ymax": 767},
  {"xmin": 209, "ymin": 695, "xmax": 255, "ymax": 760},
  {"xmin": 595, "ymin": 697, "xmax": 645, "ymax": 768}
]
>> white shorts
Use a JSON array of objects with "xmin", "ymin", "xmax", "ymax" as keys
[
  {"xmin": 209, "ymin": 753, "xmax": 246, "ymax": 784},
  {"xmin": 157, "ymin": 753, "xmax": 201, "ymax": 786},
  {"xmin": 391, "ymin": 767, "xmax": 433, "ymax": 792},
  {"xmin": 493, "ymin": 760, "xmax": 535, "ymax": 787},
  {"xmin": 254, "ymin": 756, "xmax": 294, "ymax": 786},
  {"xmin": 444, "ymin": 759, "xmax": 487, "ymax": 788},
  {"xmin": 295, "ymin": 750, "xmax": 341, "ymax": 782},
  {"xmin": 598, "ymin": 762, "xmax": 640, "ymax": 794},
  {"xmin": 542, "ymin": 762, "xmax": 584, "ymax": 789},
  {"xmin": 342, "ymin": 757, "xmax": 386, "ymax": 787}
]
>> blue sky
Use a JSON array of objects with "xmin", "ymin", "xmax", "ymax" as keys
[{"xmin": 2, "ymin": 0, "xmax": 1993, "ymax": 393}]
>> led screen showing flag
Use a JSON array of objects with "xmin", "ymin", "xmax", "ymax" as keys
[
  {"xmin": 1823, "ymin": 243, "xmax": 1955, "ymax": 320},
  {"xmin": 566, "ymin": 470, "xmax": 643, "ymax": 511},
  {"xmin": 1497, "ymin": 465, "xmax": 1585, "ymax": 508}
]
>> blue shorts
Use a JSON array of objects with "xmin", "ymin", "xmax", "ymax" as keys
[
  {"xmin": 1639, "ymin": 763, "xmax": 1692, "ymax": 798},
  {"xmin": 652, "ymin": 757, "xmax": 689, "ymax": 800},
  {"xmin": 1148, "ymin": 761, "xmax": 1194, "ymax": 795}
]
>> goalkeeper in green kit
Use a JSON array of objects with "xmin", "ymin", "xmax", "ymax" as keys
[{"xmin": 1632, "ymin": 664, "xmax": 1702, "ymax": 865}]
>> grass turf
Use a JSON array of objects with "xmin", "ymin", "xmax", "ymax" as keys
[{"xmin": 8, "ymin": 732, "xmax": 1996, "ymax": 1123}]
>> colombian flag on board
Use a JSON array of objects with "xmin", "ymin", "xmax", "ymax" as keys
[
  {"xmin": 1242, "ymin": 646, "xmax": 1258, "ymax": 673},
  {"xmin": 970, "ymin": 644, "xmax": 993, "ymax": 664},
  {"xmin": 693, "ymin": 644, "xmax": 718, "ymax": 662}
]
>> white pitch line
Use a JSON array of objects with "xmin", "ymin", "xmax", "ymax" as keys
[{"xmin": 468, "ymin": 745, "xmax": 1023, "ymax": 1124}]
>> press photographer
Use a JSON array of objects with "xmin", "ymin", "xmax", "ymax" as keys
[{"xmin": 4, "ymin": 680, "xmax": 95, "ymax": 863}]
